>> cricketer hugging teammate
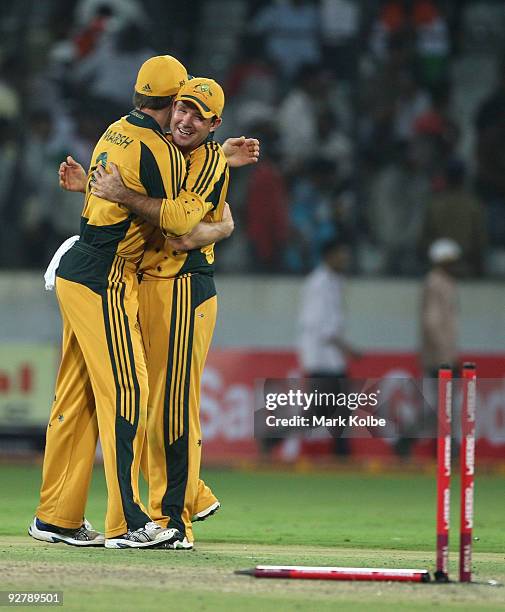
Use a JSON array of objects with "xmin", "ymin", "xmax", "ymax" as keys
[{"xmin": 29, "ymin": 54, "xmax": 259, "ymax": 550}]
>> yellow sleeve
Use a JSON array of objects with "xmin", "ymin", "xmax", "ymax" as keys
[{"xmin": 159, "ymin": 190, "xmax": 213, "ymax": 237}]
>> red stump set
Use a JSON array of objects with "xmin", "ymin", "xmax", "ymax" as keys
[
  {"xmin": 435, "ymin": 363, "xmax": 477, "ymax": 583},
  {"xmin": 238, "ymin": 363, "xmax": 477, "ymax": 584}
]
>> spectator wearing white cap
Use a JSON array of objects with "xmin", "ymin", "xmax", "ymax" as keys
[{"xmin": 420, "ymin": 238, "xmax": 461, "ymax": 377}]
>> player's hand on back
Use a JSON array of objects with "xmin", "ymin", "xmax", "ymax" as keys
[
  {"xmin": 59, "ymin": 156, "xmax": 87, "ymax": 193},
  {"xmin": 91, "ymin": 162, "xmax": 127, "ymax": 203},
  {"xmin": 222, "ymin": 136, "xmax": 260, "ymax": 168}
]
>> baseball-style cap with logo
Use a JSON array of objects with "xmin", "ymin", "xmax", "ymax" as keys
[
  {"xmin": 175, "ymin": 77, "xmax": 225, "ymax": 118},
  {"xmin": 135, "ymin": 55, "xmax": 188, "ymax": 97}
]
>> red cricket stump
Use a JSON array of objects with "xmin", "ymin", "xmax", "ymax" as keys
[
  {"xmin": 236, "ymin": 566, "xmax": 431, "ymax": 583},
  {"xmin": 435, "ymin": 366, "xmax": 453, "ymax": 582},
  {"xmin": 460, "ymin": 363, "xmax": 476, "ymax": 582}
]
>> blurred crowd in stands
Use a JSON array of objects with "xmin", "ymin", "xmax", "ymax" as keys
[{"xmin": 0, "ymin": 0, "xmax": 504, "ymax": 277}]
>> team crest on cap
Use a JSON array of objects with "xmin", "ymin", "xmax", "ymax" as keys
[{"xmin": 194, "ymin": 83, "xmax": 212, "ymax": 96}]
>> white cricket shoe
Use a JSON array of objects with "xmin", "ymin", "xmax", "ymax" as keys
[
  {"xmin": 163, "ymin": 536, "xmax": 194, "ymax": 550},
  {"xmin": 192, "ymin": 501, "xmax": 221, "ymax": 522},
  {"xmin": 29, "ymin": 517, "xmax": 105, "ymax": 547},
  {"xmin": 104, "ymin": 522, "xmax": 181, "ymax": 549}
]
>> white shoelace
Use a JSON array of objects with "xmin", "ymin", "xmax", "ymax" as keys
[{"xmin": 143, "ymin": 521, "xmax": 161, "ymax": 532}]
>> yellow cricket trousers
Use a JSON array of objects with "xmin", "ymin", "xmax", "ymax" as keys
[
  {"xmin": 139, "ymin": 272, "xmax": 217, "ymax": 542},
  {"xmin": 37, "ymin": 248, "xmax": 151, "ymax": 537}
]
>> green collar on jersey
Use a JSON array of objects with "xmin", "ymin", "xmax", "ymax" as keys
[{"xmin": 126, "ymin": 109, "xmax": 164, "ymax": 134}]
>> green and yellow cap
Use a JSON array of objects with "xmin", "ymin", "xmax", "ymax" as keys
[
  {"xmin": 135, "ymin": 55, "xmax": 188, "ymax": 97},
  {"xmin": 175, "ymin": 77, "xmax": 225, "ymax": 118}
]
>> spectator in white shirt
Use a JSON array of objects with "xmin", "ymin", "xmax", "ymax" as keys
[
  {"xmin": 298, "ymin": 238, "xmax": 360, "ymax": 377},
  {"xmin": 298, "ymin": 238, "xmax": 361, "ymax": 454}
]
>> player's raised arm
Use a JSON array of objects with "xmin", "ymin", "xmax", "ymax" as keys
[
  {"xmin": 91, "ymin": 162, "xmax": 213, "ymax": 237},
  {"xmin": 59, "ymin": 156, "xmax": 87, "ymax": 193}
]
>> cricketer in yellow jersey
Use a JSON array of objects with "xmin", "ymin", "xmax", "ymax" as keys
[
  {"xmin": 90, "ymin": 78, "xmax": 251, "ymax": 548},
  {"xmin": 57, "ymin": 81, "xmax": 259, "ymax": 548},
  {"xmin": 30, "ymin": 56, "xmax": 227, "ymax": 550}
]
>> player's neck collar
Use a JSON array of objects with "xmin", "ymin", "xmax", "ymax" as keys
[{"xmin": 126, "ymin": 109, "xmax": 164, "ymax": 134}]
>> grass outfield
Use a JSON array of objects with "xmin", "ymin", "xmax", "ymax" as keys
[{"xmin": 0, "ymin": 465, "xmax": 503, "ymax": 610}]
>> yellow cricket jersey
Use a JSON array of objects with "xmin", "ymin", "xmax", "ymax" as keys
[
  {"xmin": 81, "ymin": 109, "xmax": 185, "ymax": 263},
  {"xmin": 140, "ymin": 137, "xmax": 230, "ymax": 279},
  {"xmin": 57, "ymin": 109, "xmax": 215, "ymax": 291}
]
